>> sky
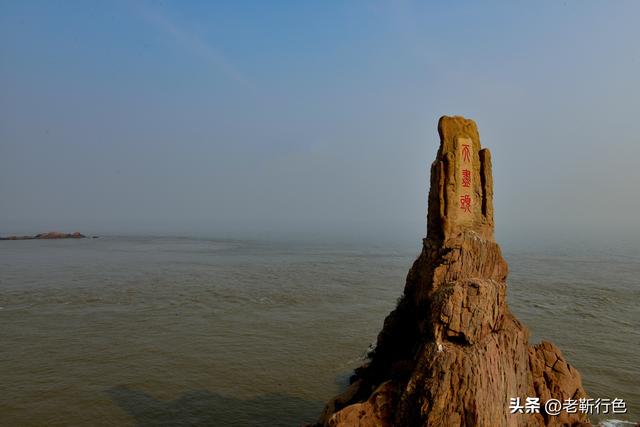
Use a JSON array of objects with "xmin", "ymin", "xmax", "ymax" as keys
[{"xmin": 1, "ymin": 0, "xmax": 639, "ymax": 244}]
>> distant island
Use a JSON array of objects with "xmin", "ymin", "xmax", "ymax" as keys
[{"xmin": 0, "ymin": 231, "xmax": 90, "ymax": 240}]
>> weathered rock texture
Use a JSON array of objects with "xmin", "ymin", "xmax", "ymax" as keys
[{"xmin": 316, "ymin": 116, "xmax": 590, "ymax": 427}]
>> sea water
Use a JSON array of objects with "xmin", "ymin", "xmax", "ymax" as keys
[{"xmin": 1, "ymin": 236, "xmax": 638, "ymax": 426}]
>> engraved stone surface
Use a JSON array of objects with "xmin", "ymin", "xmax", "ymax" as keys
[{"xmin": 427, "ymin": 116, "xmax": 494, "ymax": 243}]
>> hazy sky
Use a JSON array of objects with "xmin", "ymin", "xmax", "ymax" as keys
[{"xmin": 2, "ymin": 1, "xmax": 639, "ymax": 243}]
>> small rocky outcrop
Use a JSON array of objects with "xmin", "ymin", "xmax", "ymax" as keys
[
  {"xmin": 0, "ymin": 231, "xmax": 87, "ymax": 240},
  {"xmin": 315, "ymin": 116, "xmax": 590, "ymax": 427}
]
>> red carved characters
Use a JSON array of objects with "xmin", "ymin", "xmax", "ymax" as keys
[
  {"xmin": 462, "ymin": 144, "xmax": 471, "ymax": 163},
  {"xmin": 459, "ymin": 142, "xmax": 472, "ymax": 213},
  {"xmin": 462, "ymin": 169, "xmax": 471, "ymax": 188},
  {"xmin": 460, "ymin": 194, "xmax": 471, "ymax": 213}
]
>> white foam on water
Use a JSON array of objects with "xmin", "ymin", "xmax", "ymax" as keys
[{"xmin": 598, "ymin": 420, "xmax": 637, "ymax": 427}]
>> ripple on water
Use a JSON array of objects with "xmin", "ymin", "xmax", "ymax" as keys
[{"xmin": 0, "ymin": 237, "xmax": 638, "ymax": 425}]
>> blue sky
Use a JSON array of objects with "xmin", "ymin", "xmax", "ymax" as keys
[{"xmin": 2, "ymin": 1, "xmax": 639, "ymax": 243}]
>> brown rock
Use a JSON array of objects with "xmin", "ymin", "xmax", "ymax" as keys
[
  {"xmin": 0, "ymin": 231, "xmax": 87, "ymax": 240},
  {"xmin": 315, "ymin": 116, "xmax": 590, "ymax": 427},
  {"xmin": 328, "ymin": 381, "xmax": 398, "ymax": 427},
  {"xmin": 35, "ymin": 231, "xmax": 86, "ymax": 239}
]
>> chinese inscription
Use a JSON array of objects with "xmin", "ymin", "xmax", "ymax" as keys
[
  {"xmin": 462, "ymin": 143, "xmax": 471, "ymax": 162},
  {"xmin": 461, "ymin": 169, "xmax": 471, "ymax": 188},
  {"xmin": 457, "ymin": 137, "xmax": 473, "ymax": 217},
  {"xmin": 460, "ymin": 194, "xmax": 471, "ymax": 213}
]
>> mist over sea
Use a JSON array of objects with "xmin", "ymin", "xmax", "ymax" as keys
[{"xmin": 1, "ymin": 235, "xmax": 638, "ymax": 426}]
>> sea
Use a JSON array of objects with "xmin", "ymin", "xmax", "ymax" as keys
[{"xmin": 1, "ymin": 235, "xmax": 638, "ymax": 426}]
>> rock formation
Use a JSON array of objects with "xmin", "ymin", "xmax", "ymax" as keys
[
  {"xmin": 315, "ymin": 116, "xmax": 590, "ymax": 427},
  {"xmin": 0, "ymin": 231, "xmax": 86, "ymax": 240}
]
